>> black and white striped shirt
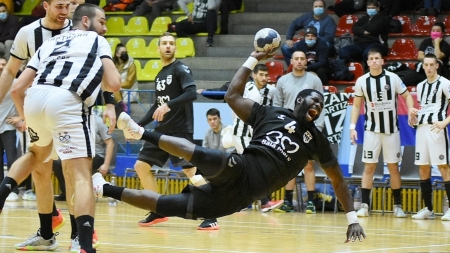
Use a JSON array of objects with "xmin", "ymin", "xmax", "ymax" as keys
[
  {"xmin": 259, "ymin": 84, "xmax": 276, "ymax": 106},
  {"xmin": 354, "ymin": 70, "xmax": 407, "ymax": 134},
  {"xmin": 416, "ymin": 75, "xmax": 450, "ymax": 125},
  {"xmin": 27, "ymin": 30, "xmax": 112, "ymax": 107},
  {"xmin": 10, "ymin": 19, "xmax": 72, "ymax": 60}
]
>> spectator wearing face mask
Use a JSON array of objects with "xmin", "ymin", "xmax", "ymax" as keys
[
  {"xmin": 113, "ymin": 43, "xmax": 139, "ymax": 113},
  {"xmin": 281, "ymin": 0, "xmax": 336, "ymax": 63},
  {"xmin": 338, "ymin": 0, "xmax": 389, "ymax": 64},
  {"xmin": 0, "ymin": 2, "xmax": 19, "ymax": 60},
  {"xmin": 282, "ymin": 26, "xmax": 331, "ymax": 85}
]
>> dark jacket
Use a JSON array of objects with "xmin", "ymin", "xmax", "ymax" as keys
[
  {"xmin": 352, "ymin": 13, "xmax": 389, "ymax": 47},
  {"xmin": 0, "ymin": 13, "xmax": 20, "ymax": 42}
]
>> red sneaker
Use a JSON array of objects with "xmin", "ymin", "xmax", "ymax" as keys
[{"xmin": 52, "ymin": 209, "xmax": 66, "ymax": 232}]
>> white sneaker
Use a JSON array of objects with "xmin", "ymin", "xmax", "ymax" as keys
[
  {"xmin": 117, "ymin": 112, "xmax": 144, "ymax": 140},
  {"xmin": 356, "ymin": 203, "xmax": 369, "ymax": 217},
  {"xmin": 441, "ymin": 209, "xmax": 450, "ymax": 221},
  {"xmin": 69, "ymin": 236, "xmax": 80, "ymax": 253},
  {"xmin": 22, "ymin": 189, "xmax": 36, "ymax": 201},
  {"xmin": 6, "ymin": 192, "xmax": 19, "ymax": 201},
  {"xmin": 393, "ymin": 204, "xmax": 407, "ymax": 218},
  {"xmin": 92, "ymin": 172, "xmax": 110, "ymax": 198},
  {"xmin": 14, "ymin": 229, "xmax": 58, "ymax": 251},
  {"xmin": 411, "ymin": 207, "xmax": 435, "ymax": 220}
]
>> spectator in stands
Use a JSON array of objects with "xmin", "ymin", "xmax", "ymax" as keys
[
  {"xmin": 420, "ymin": 0, "xmax": 441, "ymax": 17},
  {"xmin": 283, "ymin": 26, "xmax": 331, "ymax": 85},
  {"xmin": 53, "ymin": 113, "xmax": 115, "ymax": 201},
  {"xmin": 218, "ymin": 0, "xmax": 241, "ymax": 34},
  {"xmin": 338, "ymin": 0, "xmax": 389, "ymax": 64},
  {"xmin": 273, "ymin": 51, "xmax": 324, "ymax": 214},
  {"xmin": 281, "ymin": 0, "xmax": 336, "ymax": 60},
  {"xmin": 175, "ymin": 0, "xmax": 221, "ymax": 47},
  {"xmin": 0, "ymin": 0, "xmax": 12, "ymax": 13},
  {"xmin": 0, "ymin": 3, "xmax": 19, "ymax": 60},
  {"xmin": 350, "ymin": 47, "xmax": 414, "ymax": 218},
  {"xmin": 133, "ymin": 0, "xmax": 176, "ymax": 27},
  {"xmin": 113, "ymin": 43, "xmax": 139, "ymax": 113},
  {"xmin": 380, "ymin": 0, "xmax": 405, "ymax": 18},
  {"xmin": 410, "ymin": 53, "xmax": 450, "ymax": 221}
]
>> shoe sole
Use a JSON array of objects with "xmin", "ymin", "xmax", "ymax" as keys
[
  {"xmin": 260, "ymin": 201, "xmax": 284, "ymax": 213},
  {"xmin": 138, "ymin": 217, "xmax": 169, "ymax": 227},
  {"xmin": 305, "ymin": 210, "xmax": 316, "ymax": 214},
  {"xmin": 197, "ymin": 225, "xmax": 220, "ymax": 230},
  {"xmin": 274, "ymin": 209, "xmax": 294, "ymax": 213},
  {"xmin": 117, "ymin": 112, "xmax": 129, "ymax": 130}
]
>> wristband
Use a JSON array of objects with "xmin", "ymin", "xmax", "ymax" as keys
[
  {"xmin": 349, "ymin": 123, "xmax": 356, "ymax": 130},
  {"xmin": 242, "ymin": 57, "xmax": 258, "ymax": 70},
  {"xmin": 346, "ymin": 211, "xmax": 359, "ymax": 225},
  {"xmin": 103, "ymin": 91, "xmax": 115, "ymax": 105}
]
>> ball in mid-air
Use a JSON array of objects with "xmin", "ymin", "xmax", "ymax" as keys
[{"xmin": 254, "ymin": 28, "xmax": 281, "ymax": 55}]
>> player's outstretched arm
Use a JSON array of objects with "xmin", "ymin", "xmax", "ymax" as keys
[
  {"xmin": 322, "ymin": 161, "xmax": 366, "ymax": 243},
  {"xmin": 225, "ymin": 51, "xmax": 269, "ymax": 122}
]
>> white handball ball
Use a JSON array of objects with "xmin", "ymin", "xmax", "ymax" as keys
[{"xmin": 254, "ymin": 28, "xmax": 281, "ymax": 55}]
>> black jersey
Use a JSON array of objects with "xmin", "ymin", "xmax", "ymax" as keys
[
  {"xmin": 245, "ymin": 104, "xmax": 337, "ymax": 195},
  {"xmin": 153, "ymin": 60, "xmax": 195, "ymax": 133}
]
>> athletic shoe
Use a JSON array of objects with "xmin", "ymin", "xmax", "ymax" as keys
[
  {"xmin": 138, "ymin": 212, "xmax": 169, "ymax": 227},
  {"xmin": 117, "ymin": 112, "xmax": 144, "ymax": 140},
  {"xmin": 92, "ymin": 172, "xmax": 110, "ymax": 198},
  {"xmin": 6, "ymin": 192, "xmax": 19, "ymax": 201},
  {"xmin": 260, "ymin": 200, "xmax": 284, "ymax": 213},
  {"xmin": 52, "ymin": 208, "xmax": 66, "ymax": 233},
  {"xmin": 441, "ymin": 209, "xmax": 450, "ymax": 221},
  {"xmin": 274, "ymin": 200, "xmax": 294, "ymax": 213},
  {"xmin": 92, "ymin": 230, "xmax": 100, "ymax": 249},
  {"xmin": 22, "ymin": 189, "xmax": 36, "ymax": 201},
  {"xmin": 393, "ymin": 204, "xmax": 407, "ymax": 218},
  {"xmin": 69, "ymin": 230, "xmax": 99, "ymax": 252},
  {"xmin": 14, "ymin": 229, "xmax": 58, "ymax": 251},
  {"xmin": 356, "ymin": 203, "xmax": 369, "ymax": 217},
  {"xmin": 197, "ymin": 219, "xmax": 220, "ymax": 230},
  {"xmin": 412, "ymin": 207, "xmax": 435, "ymax": 220},
  {"xmin": 305, "ymin": 201, "xmax": 316, "ymax": 214}
]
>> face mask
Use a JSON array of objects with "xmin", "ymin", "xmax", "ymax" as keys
[
  {"xmin": 313, "ymin": 7, "xmax": 324, "ymax": 16},
  {"xmin": 431, "ymin": 31, "xmax": 443, "ymax": 39},
  {"xmin": 0, "ymin": 13, "xmax": 7, "ymax": 20},
  {"xmin": 305, "ymin": 39, "xmax": 316, "ymax": 47},
  {"xmin": 120, "ymin": 52, "xmax": 129, "ymax": 62},
  {"xmin": 367, "ymin": 9, "xmax": 377, "ymax": 16}
]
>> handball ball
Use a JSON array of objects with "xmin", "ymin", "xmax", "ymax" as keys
[{"xmin": 254, "ymin": 28, "xmax": 281, "ymax": 55}]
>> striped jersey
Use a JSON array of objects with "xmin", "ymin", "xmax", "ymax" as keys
[
  {"xmin": 27, "ymin": 30, "xmax": 112, "ymax": 107},
  {"xmin": 354, "ymin": 70, "xmax": 407, "ymax": 134},
  {"xmin": 416, "ymin": 75, "xmax": 450, "ymax": 125},
  {"xmin": 259, "ymin": 84, "xmax": 277, "ymax": 106},
  {"xmin": 10, "ymin": 19, "xmax": 72, "ymax": 60},
  {"xmin": 233, "ymin": 81, "xmax": 261, "ymax": 138}
]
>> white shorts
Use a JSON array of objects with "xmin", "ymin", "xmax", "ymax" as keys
[
  {"xmin": 362, "ymin": 131, "xmax": 401, "ymax": 163},
  {"xmin": 24, "ymin": 86, "xmax": 95, "ymax": 160},
  {"xmin": 232, "ymin": 135, "xmax": 251, "ymax": 154},
  {"xmin": 415, "ymin": 124, "xmax": 449, "ymax": 166}
]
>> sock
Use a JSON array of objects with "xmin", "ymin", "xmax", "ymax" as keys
[
  {"xmin": 420, "ymin": 179, "xmax": 433, "ymax": 211},
  {"xmin": 307, "ymin": 191, "xmax": 315, "ymax": 202},
  {"xmin": 38, "ymin": 213, "xmax": 53, "ymax": 240},
  {"xmin": 361, "ymin": 188, "xmax": 371, "ymax": 205},
  {"xmin": 70, "ymin": 214, "xmax": 78, "ymax": 239},
  {"xmin": 76, "ymin": 215, "xmax": 94, "ymax": 252},
  {"xmin": 392, "ymin": 188, "xmax": 402, "ymax": 205},
  {"xmin": 141, "ymin": 131, "xmax": 162, "ymax": 146},
  {"xmin": 445, "ymin": 181, "xmax": 450, "ymax": 203},
  {"xmin": 52, "ymin": 203, "xmax": 58, "ymax": 216},
  {"xmin": 285, "ymin": 190, "xmax": 293, "ymax": 204},
  {"xmin": 103, "ymin": 184, "xmax": 125, "ymax": 201},
  {"xmin": 0, "ymin": 177, "xmax": 18, "ymax": 209}
]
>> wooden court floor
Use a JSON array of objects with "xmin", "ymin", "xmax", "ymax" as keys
[{"xmin": 1, "ymin": 199, "xmax": 450, "ymax": 253}]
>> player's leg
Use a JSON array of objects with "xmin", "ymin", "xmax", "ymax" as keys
[
  {"xmin": 357, "ymin": 131, "xmax": 382, "ymax": 217},
  {"xmin": 304, "ymin": 161, "xmax": 317, "ymax": 214},
  {"xmin": 439, "ymin": 164, "xmax": 450, "ymax": 220}
]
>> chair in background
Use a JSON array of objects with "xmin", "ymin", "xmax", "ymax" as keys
[
  {"xmin": 329, "ymin": 62, "xmax": 364, "ymax": 86},
  {"xmin": 139, "ymin": 60, "xmax": 163, "ymax": 81},
  {"xmin": 385, "ymin": 38, "xmax": 418, "ymax": 61},
  {"xmin": 14, "ymin": 0, "xmax": 40, "ymax": 15},
  {"xmin": 146, "ymin": 38, "xmax": 160, "ymax": 59},
  {"xmin": 175, "ymin": 38, "xmax": 195, "ymax": 58},
  {"xmin": 106, "ymin": 37, "xmax": 121, "ymax": 52},
  {"xmin": 413, "ymin": 16, "xmax": 438, "ymax": 36},
  {"xmin": 125, "ymin": 16, "xmax": 150, "ymax": 35},
  {"xmin": 134, "ymin": 60, "xmax": 142, "ymax": 81},
  {"xmin": 106, "ymin": 17, "xmax": 126, "ymax": 36},
  {"xmin": 390, "ymin": 16, "xmax": 415, "ymax": 36},
  {"xmin": 149, "ymin": 16, "xmax": 173, "ymax": 36},
  {"xmin": 335, "ymin": 15, "xmax": 358, "ymax": 36},
  {"xmin": 265, "ymin": 61, "xmax": 284, "ymax": 84},
  {"xmin": 126, "ymin": 38, "xmax": 148, "ymax": 59}
]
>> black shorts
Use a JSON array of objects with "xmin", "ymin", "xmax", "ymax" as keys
[
  {"xmin": 137, "ymin": 132, "xmax": 194, "ymax": 168},
  {"xmin": 156, "ymin": 146, "xmax": 261, "ymax": 219}
]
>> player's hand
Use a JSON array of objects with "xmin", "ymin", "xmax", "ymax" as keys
[
  {"xmin": 103, "ymin": 104, "xmax": 116, "ymax": 134},
  {"xmin": 285, "ymin": 40, "xmax": 294, "ymax": 48},
  {"xmin": 349, "ymin": 129, "xmax": 357, "ymax": 144},
  {"xmin": 431, "ymin": 121, "xmax": 446, "ymax": 133},
  {"xmin": 250, "ymin": 50, "xmax": 271, "ymax": 62},
  {"xmin": 97, "ymin": 164, "xmax": 109, "ymax": 176},
  {"xmin": 345, "ymin": 223, "xmax": 366, "ymax": 243},
  {"xmin": 197, "ymin": 89, "xmax": 204, "ymax": 94},
  {"xmin": 153, "ymin": 103, "xmax": 170, "ymax": 122}
]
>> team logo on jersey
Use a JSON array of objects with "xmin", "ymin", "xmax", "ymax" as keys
[
  {"xmin": 182, "ymin": 65, "xmax": 190, "ymax": 73},
  {"xmin": 384, "ymin": 84, "xmax": 390, "ymax": 90},
  {"xmin": 439, "ymin": 154, "xmax": 444, "ymax": 160},
  {"xmin": 303, "ymin": 131, "xmax": 313, "ymax": 143},
  {"xmin": 397, "ymin": 152, "xmax": 401, "ymax": 158},
  {"xmin": 59, "ymin": 132, "xmax": 71, "ymax": 144},
  {"xmin": 167, "ymin": 75, "xmax": 172, "ymax": 85},
  {"xmin": 433, "ymin": 89, "xmax": 437, "ymax": 94},
  {"xmin": 28, "ymin": 128, "xmax": 39, "ymax": 143}
]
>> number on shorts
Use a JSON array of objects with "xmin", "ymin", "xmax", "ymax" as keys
[
  {"xmin": 363, "ymin": 150, "xmax": 373, "ymax": 159},
  {"xmin": 415, "ymin": 152, "xmax": 420, "ymax": 161}
]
